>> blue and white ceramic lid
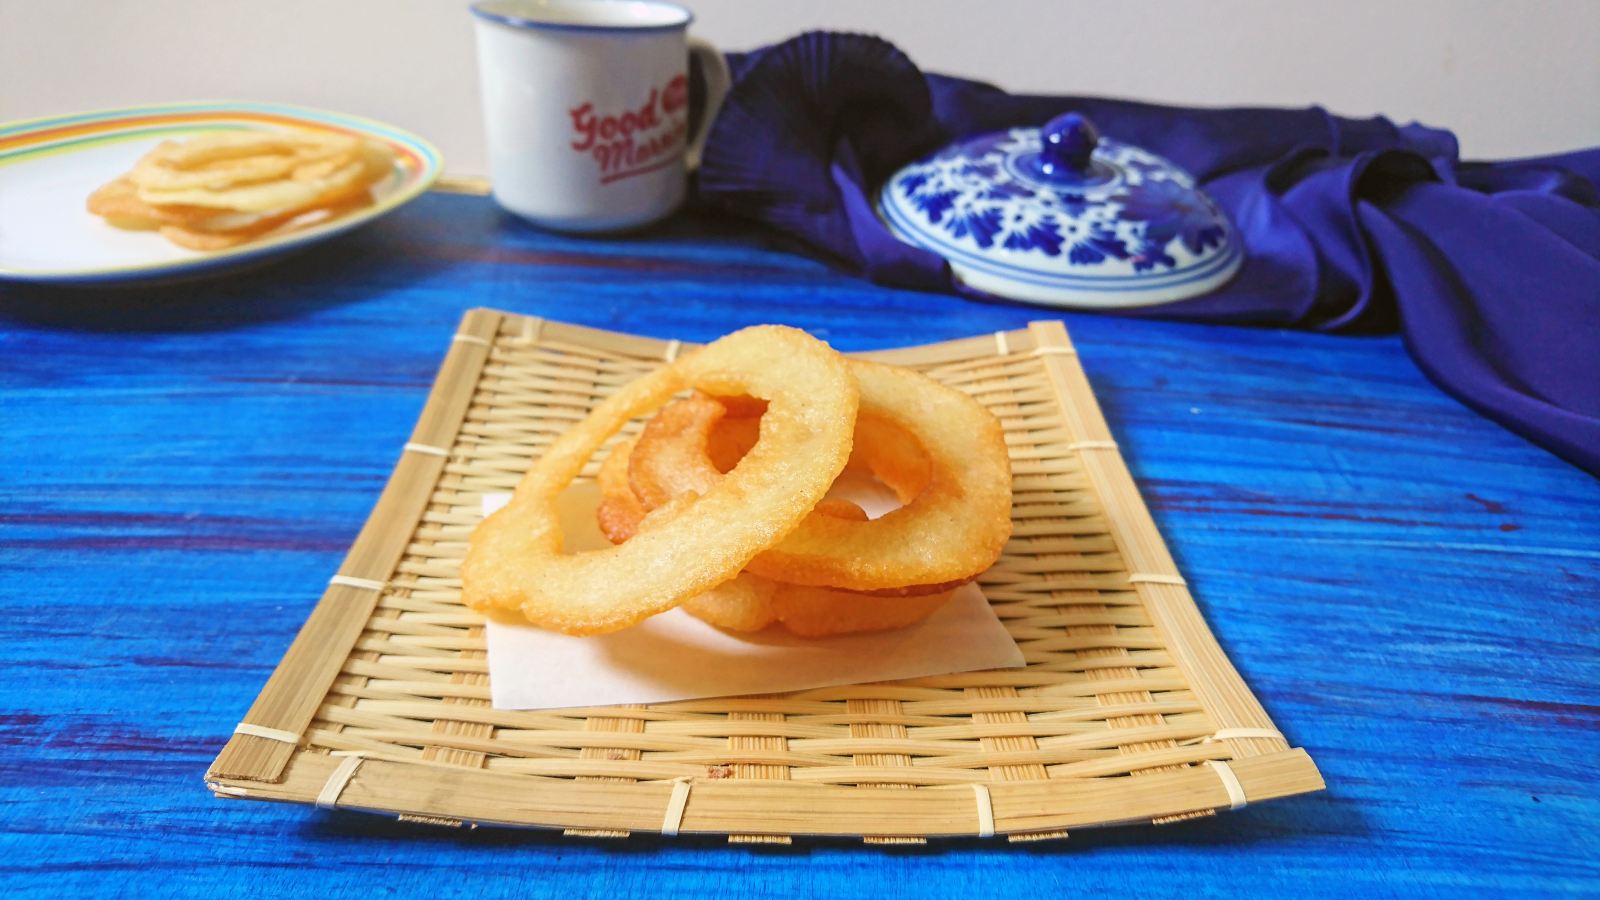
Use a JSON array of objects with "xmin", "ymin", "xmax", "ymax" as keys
[{"xmin": 878, "ymin": 113, "xmax": 1243, "ymax": 308}]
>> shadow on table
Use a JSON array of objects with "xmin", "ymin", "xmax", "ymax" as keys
[
  {"xmin": 299, "ymin": 791, "xmax": 1364, "ymax": 856},
  {"xmin": 0, "ymin": 217, "xmax": 466, "ymax": 335},
  {"xmin": 0, "ymin": 202, "xmax": 816, "ymax": 336}
]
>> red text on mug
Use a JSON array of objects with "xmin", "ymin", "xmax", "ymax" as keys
[{"xmin": 569, "ymin": 75, "xmax": 689, "ymax": 184}]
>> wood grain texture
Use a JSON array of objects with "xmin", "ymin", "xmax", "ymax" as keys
[{"xmin": 2, "ymin": 193, "xmax": 1597, "ymax": 897}]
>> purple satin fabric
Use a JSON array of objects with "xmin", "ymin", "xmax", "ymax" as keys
[{"xmin": 694, "ymin": 33, "xmax": 1600, "ymax": 474}]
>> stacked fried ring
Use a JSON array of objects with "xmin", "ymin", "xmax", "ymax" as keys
[
  {"xmin": 463, "ymin": 326, "xmax": 1012, "ymax": 637},
  {"xmin": 87, "ymin": 129, "xmax": 395, "ymax": 250}
]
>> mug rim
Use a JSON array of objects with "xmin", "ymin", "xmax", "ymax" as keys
[{"xmin": 469, "ymin": 0, "xmax": 693, "ymax": 33}]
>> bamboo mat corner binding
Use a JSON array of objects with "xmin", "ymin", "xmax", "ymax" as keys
[{"xmin": 207, "ymin": 310, "xmax": 1323, "ymax": 840}]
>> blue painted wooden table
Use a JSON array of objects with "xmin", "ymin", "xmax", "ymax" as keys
[{"xmin": 3, "ymin": 193, "xmax": 1597, "ymax": 898}]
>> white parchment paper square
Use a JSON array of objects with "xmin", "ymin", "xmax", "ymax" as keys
[{"xmin": 480, "ymin": 485, "xmax": 1024, "ymax": 710}]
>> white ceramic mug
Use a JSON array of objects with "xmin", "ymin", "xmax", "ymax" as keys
[{"xmin": 470, "ymin": 0, "xmax": 730, "ymax": 232}]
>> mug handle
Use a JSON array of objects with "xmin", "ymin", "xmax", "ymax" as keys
[{"xmin": 685, "ymin": 37, "xmax": 731, "ymax": 172}]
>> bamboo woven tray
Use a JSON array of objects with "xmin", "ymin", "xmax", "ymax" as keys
[{"xmin": 207, "ymin": 309, "xmax": 1322, "ymax": 842}]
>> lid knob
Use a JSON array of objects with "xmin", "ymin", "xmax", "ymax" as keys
[{"xmin": 1041, "ymin": 112, "xmax": 1099, "ymax": 175}]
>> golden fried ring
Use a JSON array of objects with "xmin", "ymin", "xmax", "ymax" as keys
[
  {"xmin": 627, "ymin": 392, "xmax": 954, "ymax": 595},
  {"xmin": 598, "ymin": 432, "xmax": 872, "ymax": 545},
  {"xmin": 596, "ymin": 442, "xmax": 953, "ymax": 636},
  {"xmin": 135, "ymin": 139, "xmax": 393, "ymax": 213},
  {"xmin": 86, "ymin": 177, "xmax": 232, "ymax": 230},
  {"xmin": 462, "ymin": 325, "xmax": 858, "ymax": 635},
  {"xmin": 128, "ymin": 131, "xmax": 358, "ymax": 191},
  {"xmin": 681, "ymin": 576, "xmax": 956, "ymax": 638},
  {"xmin": 594, "ymin": 437, "xmax": 648, "ymax": 544},
  {"xmin": 89, "ymin": 176, "xmax": 286, "ymax": 234},
  {"xmin": 630, "ymin": 360, "xmax": 1012, "ymax": 592},
  {"xmin": 156, "ymin": 194, "xmax": 374, "ymax": 251},
  {"xmin": 630, "ymin": 393, "xmax": 930, "ymax": 508}
]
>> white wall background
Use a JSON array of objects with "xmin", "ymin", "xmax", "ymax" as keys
[{"xmin": 3, "ymin": 0, "xmax": 1597, "ymax": 176}]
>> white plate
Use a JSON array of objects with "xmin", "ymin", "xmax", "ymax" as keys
[{"xmin": 0, "ymin": 101, "xmax": 442, "ymax": 284}]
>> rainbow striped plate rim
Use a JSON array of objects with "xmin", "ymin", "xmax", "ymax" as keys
[{"xmin": 0, "ymin": 101, "xmax": 442, "ymax": 283}]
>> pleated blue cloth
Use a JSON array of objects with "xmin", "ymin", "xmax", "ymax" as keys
[{"xmin": 694, "ymin": 33, "xmax": 1600, "ymax": 475}]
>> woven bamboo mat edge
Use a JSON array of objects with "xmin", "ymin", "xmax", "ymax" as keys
[
  {"xmin": 206, "ymin": 309, "xmax": 1323, "ymax": 838},
  {"xmin": 214, "ymin": 748, "xmax": 1319, "ymax": 837}
]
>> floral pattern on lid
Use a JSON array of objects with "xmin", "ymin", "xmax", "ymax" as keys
[{"xmin": 878, "ymin": 113, "xmax": 1243, "ymax": 308}]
